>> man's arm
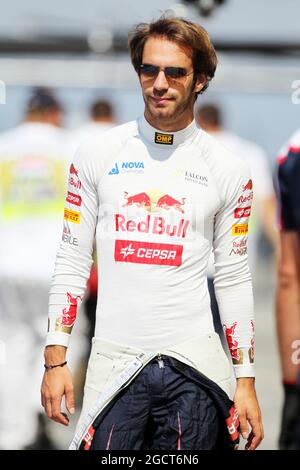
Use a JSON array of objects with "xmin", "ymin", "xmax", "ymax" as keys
[
  {"xmin": 213, "ymin": 160, "xmax": 263, "ymax": 450},
  {"xmin": 41, "ymin": 140, "xmax": 99, "ymax": 425}
]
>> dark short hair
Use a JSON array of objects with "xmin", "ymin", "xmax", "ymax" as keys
[
  {"xmin": 196, "ymin": 103, "xmax": 222, "ymax": 126},
  {"xmin": 26, "ymin": 87, "xmax": 62, "ymax": 114},
  {"xmin": 90, "ymin": 99, "xmax": 113, "ymax": 119},
  {"xmin": 128, "ymin": 15, "xmax": 217, "ymax": 95}
]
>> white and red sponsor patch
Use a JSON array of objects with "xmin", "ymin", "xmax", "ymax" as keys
[
  {"xmin": 69, "ymin": 163, "xmax": 81, "ymax": 189},
  {"xmin": 223, "ymin": 322, "xmax": 240, "ymax": 362},
  {"xmin": 234, "ymin": 206, "xmax": 251, "ymax": 219},
  {"xmin": 83, "ymin": 425, "xmax": 95, "ymax": 450},
  {"xmin": 61, "ymin": 292, "xmax": 82, "ymax": 327},
  {"xmin": 66, "ymin": 191, "xmax": 82, "ymax": 207},
  {"xmin": 115, "ymin": 240, "xmax": 183, "ymax": 266},
  {"xmin": 226, "ymin": 406, "xmax": 240, "ymax": 442}
]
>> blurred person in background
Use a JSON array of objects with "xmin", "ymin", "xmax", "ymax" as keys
[
  {"xmin": 196, "ymin": 104, "xmax": 278, "ymax": 339},
  {"xmin": 41, "ymin": 16, "xmax": 263, "ymax": 450},
  {"xmin": 274, "ymin": 128, "xmax": 300, "ymax": 450},
  {"xmin": 0, "ymin": 87, "xmax": 77, "ymax": 449},
  {"xmin": 70, "ymin": 99, "xmax": 115, "ymax": 155}
]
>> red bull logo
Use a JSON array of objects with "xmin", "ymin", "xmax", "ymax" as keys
[
  {"xmin": 242, "ymin": 179, "xmax": 253, "ymax": 192},
  {"xmin": 55, "ymin": 292, "xmax": 82, "ymax": 333},
  {"xmin": 156, "ymin": 194, "xmax": 186, "ymax": 214},
  {"xmin": 122, "ymin": 191, "xmax": 186, "ymax": 214},
  {"xmin": 69, "ymin": 164, "xmax": 81, "ymax": 189},
  {"xmin": 122, "ymin": 191, "xmax": 151, "ymax": 211},
  {"xmin": 115, "ymin": 214, "xmax": 189, "ymax": 238},
  {"xmin": 223, "ymin": 322, "xmax": 241, "ymax": 363}
]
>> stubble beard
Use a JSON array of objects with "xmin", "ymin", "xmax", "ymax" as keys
[{"xmin": 144, "ymin": 83, "xmax": 195, "ymax": 128}]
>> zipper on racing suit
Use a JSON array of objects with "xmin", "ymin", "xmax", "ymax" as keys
[{"xmin": 157, "ymin": 353, "xmax": 165, "ymax": 368}]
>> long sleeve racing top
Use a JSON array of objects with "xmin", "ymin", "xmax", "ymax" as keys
[{"xmin": 46, "ymin": 115, "xmax": 255, "ymax": 378}]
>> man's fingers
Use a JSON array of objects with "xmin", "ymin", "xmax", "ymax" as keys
[
  {"xmin": 239, "ymin": 413, "xmax": 249, "ymax": 439},
  {"xmin": 44, "ymin": 398, "xmax": 52, "ymax": 419},
  {"xmin": 65, "ymin": 385, "xmax": 75, "ymax": 415},
  {"xmin": 245, "ymin": 417, "xmax": 264, "ymax": 450},
  {"xmin": 50, "ymin": 395, "xmax": 69, "ymax": 425}
]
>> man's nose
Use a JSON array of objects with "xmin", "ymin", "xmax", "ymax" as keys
[{"xmin": 153, "ymin": 70, "xmax": 169, "ymax": 92}]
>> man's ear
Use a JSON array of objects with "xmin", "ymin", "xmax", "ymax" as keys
[{"xmin": 194, "ymin": 73, "xmax": 206, "ymax": 94}]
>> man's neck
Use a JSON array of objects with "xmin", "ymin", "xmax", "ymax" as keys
[{"xmin": 144, "ymin": 111, "xmax": 194, "ymax": 133}]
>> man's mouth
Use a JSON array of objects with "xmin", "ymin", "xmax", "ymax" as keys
[{"xmin": 150, "ymin": 96, "xmax": 172, "ymax": 105}]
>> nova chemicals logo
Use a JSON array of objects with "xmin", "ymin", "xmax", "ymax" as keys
[{"xmin": 108, "ymin": 162, "xmax": 145, "ymax": 175}]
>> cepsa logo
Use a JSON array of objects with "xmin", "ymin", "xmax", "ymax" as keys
[
  {"xmin": 154, "ymin": 132, "xmax": 174, "ymax": 145},
  {"xmin": 66, "ymin": 191, "xmax": 82, "ymax": 207},
  {"xmin": 234, "ymin": 206, "xmax": 251, "ymax": 219},
  {"xmin": 69, "ymin": 164, "xmax": 81, "ymax": 189},
  {"xmin": 115, "ymin": 240, "xmax": 183, "ymax": 266},
  {"xmin": 232, "ymin": 224, "xmax": 248, "ymax": 236}
]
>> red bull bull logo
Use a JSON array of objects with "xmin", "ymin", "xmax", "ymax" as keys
[
  {"xmin": 122, "ymin": 191, "xmax": 151, "ymax": 211},
  {"xmin": 156, "ymin": 194, "xmax": 186, "ymax": 213},
  {"xmin": 69, "ymin": 164, "xmax": 81, "ymax": 189},
  {"xmin": 242, "ymin": 179, "xmax": 253, "ymax": 192},
  {"xmin": 223, "ymin": 322, "xmax": 242, "ymax": 364},
  {"xmin": 55, "ymin": 292, "xmax": 82, "ymax": 333}
]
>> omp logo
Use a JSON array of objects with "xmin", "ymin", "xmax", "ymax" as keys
[
  {"xmin": 154, "ymin": 132, "xmax": 174, "ymax": 145},
  {"xmin": 232, "ymin": 224, "xmax": 248, "ymax": 236},
  {"xmin": 64, "ymin": 208, "xmax": 80, "ymax": 224}
]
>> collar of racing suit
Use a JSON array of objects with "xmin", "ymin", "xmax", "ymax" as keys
[{"xmin": 138, "ymin": 114, "xmax": 199, "ymax": 148}]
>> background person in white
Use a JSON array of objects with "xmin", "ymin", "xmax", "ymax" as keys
[
  {"xmin": 196, "ymin": 104, "xmax": 277, "ymax": 341},
  {"xmin": 0, "ymin": 88, "xmax": 71, "ymax": 449},
  {"xmin": 41, "ymin": 17, "xmax": 263, "ymax": 450}
]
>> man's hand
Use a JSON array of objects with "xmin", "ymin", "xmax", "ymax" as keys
[
  {"xmin": 41, "ymin": 345, "xmax": 75, "ymax": 426},
  {"xmin": 234, "ymin": 378, "xmax": 264, "ymax": 450}
]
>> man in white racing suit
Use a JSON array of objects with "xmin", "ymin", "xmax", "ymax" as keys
[{"xmin": 41, "ymin": 16, "xmax": 264, "ymax": 451}]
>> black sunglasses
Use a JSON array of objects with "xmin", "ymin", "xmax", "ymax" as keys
[{"xmin": 139, "ymin": 64, "xmax": 193, "ymax": 80}]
